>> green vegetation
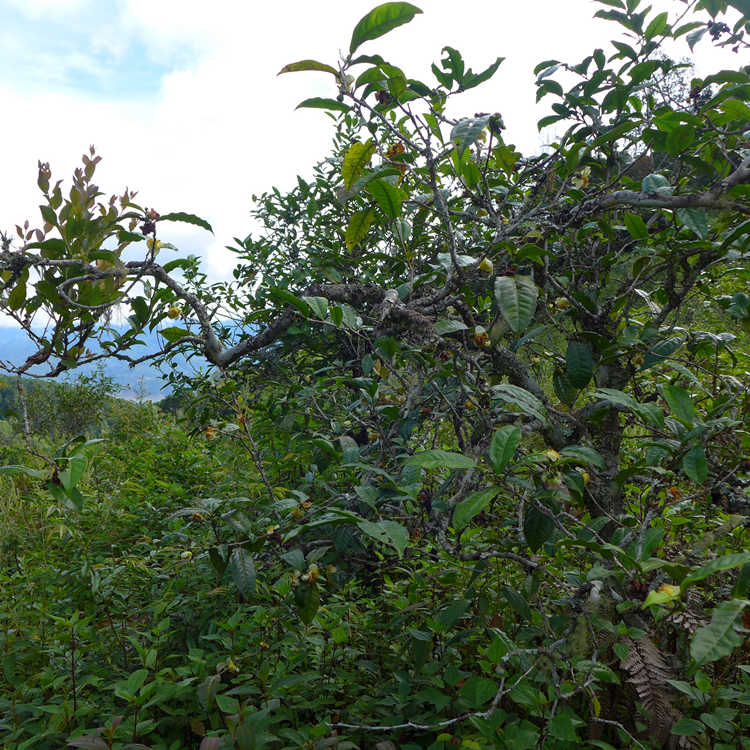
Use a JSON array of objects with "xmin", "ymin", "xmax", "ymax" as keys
[
  {"xmin": 0, "ymin": 370, "xmax": 121, "ymax": 439},
  {"xmin": 2, "ymin": 1, "xmax": 750, "ymax": 748}
]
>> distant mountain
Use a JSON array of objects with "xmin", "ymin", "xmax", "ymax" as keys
[{"xmin": 0, "ymin": 325, "xmax": 195, "ymax": 400}]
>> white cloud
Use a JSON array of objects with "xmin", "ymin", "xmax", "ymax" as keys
[{"xmin": 4, "ymin": 0, "xmax": 89, "ymax": 15}]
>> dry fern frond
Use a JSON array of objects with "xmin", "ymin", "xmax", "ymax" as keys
[
  {"xmin": 672, "ymin": 734, "xmax": 705, "ymax": 750},
  {"xmin": 620, "ymin": 636, "xmax": 680, "ymax": 747},
  {"xmin": 668, "ymin": 589, "xmax": 707, "ymax": 635}
]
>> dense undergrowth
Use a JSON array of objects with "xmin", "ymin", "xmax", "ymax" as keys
[{"xmin": 1, "ymin": 370, "xmax": 748, "ymax": 750}]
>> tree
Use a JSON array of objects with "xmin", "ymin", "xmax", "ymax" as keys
[{"xmin": 2, "ymin": 1, "xmax": 750, "ymax": 746}]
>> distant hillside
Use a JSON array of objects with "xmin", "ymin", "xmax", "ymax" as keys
[{"xmin": 0, "ymin": 325, "xmax": 194, "ymax": 400}]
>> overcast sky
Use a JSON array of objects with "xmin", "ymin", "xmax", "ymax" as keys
[{"xmin": 0, "ymin": 0, "xmax": 743, "ymax": 290}]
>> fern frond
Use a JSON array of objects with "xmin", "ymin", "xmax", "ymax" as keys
[{"xmin": 620, "ymin": 636, "xmax": 679, "ymax": 746}]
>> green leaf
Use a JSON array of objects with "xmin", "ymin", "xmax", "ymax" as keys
[
  {"xmin": 611, "ymin": 38, "xmax": 637, "ymax": 59},
  {"xmin": 624, "ymin": 212, "xmax": 649, "ymax": 239},
  {"xmin": 560, "ymin": 445, "xmax": 605, "ymax": 469},
  {"xmin": 733, "ymin": 563, "xmax": 750, "ymax": 598},
  {"xmin": 431, "ymin": 62, "xmax": 453, "ymax": 89},
  {"xmin": 727, "ymin": 293, "xmax": 749, "ymax": 321},
  {"xmin": 502, "ymin": 585, "xmax": 531, "ymax": 620},
  {"xmin": 355, "ymin": 65, "xmax": 389, "ymax": 89},
  {"xmin": 131, "ymin": 296, "xmax": 149, "ymax": 325},
  {"xmin": 643, "ymin": 586, "xmax": 682, "ymax": 608},
  {"xmin": 549, "ymin": 712, "xmax": 582, "ymax": 742},
  {"xmin": 494, "ymin": 275, "xmax": 538, "ymax": 333},
  {"xmin": 406, "ymin": 450, "xmax": 476, "ymax": 469},
  {"xmin": 666, "ymin": 125, "xmax": 695, "ymax": 155},
  {"xmin": 489, "ymin": 425, "xmax": 521, "ymax": 473},
  {"xmin": 644, "ymin": 11, "xmax": 669, "ymax": 39},
  {"xmin": 158, "ymin": 326, "xmax": 189, "ymax": 344},
  {"xmin": 690, "ymin": 599, "xmax": 749, "ymax": 667},
  {"xmin": 209, "ymin": 546, "xmax": 229, "ymax": 576},
  {"xmin": 565, "ymin": 341, "xmax": 594, "ymax": 389},
  {"xmin": 68, "ymin": 735, "xmax": 108, "ymax": 749},
  {"xmin": 8, "ymin": 282, "xmax": 26, "ymax": 311},
  {"xmin": 453, "ymin": 487, "xmax": 500, "ymax": 529},
  {"xmin": 302, "ymin": 296, "xmax": 328, "ymax": 320},
  {"xmin": 534, "ymin": 59, "xmax": 560, "ymax": 76},
  {"xmin": 0, "ymin": 464, "xmax": 47, "ymax": 480},
  {"xmin": 161, "ymin": 258, "xmax": 194, "ymax": 273},
  {"xmin": 720, "ymin": 97, "xmax": 750, "ymax": 121},
  {"xmin": 592, "ymin": 118, "xmax": 639, "ymax": 145},
  {"xmin": 451, "ymin": 115, "xmax": 490, "ymax": 156},
  {"xmin": 268, "ymin": 288, "xmax": 313, "ymax": 316},
  {"xmin": 215, "ymin": 693, "xmax": 240, "ymax": 714},
  {"xmin": 278, "ymin": 59, "xmax": 339, "ymax": 76},
  {"xmin": 59, "ymin": 455, "xmax": 87, "ymax": 492},
  {"xmin": 349, "ymin": 165, "xmax": 401, "ymax": 196},
  {"xmin": 235, "ymin": 723, "xmax": 256, "ymax": 750},
  {"xmin": 366, "ymin": 179, "xmax": 405, "ymax": 218},
  {"xmin": 516, "ymin": 243, "xmax": 551, "ymax": 264},
  {"xmin": 524, "ymin": 506, "xmax": 555, "ymax": 552},
  {"xmin": 661, "ymin": 384, "xmax": 696, "ymax": 425},
  {"xmin": 345, "ymin": 209, "xmax": 375, "ymax": 251},
  {"xmin": 197, "ymin": 674, "xmax": 220, "ymax": 710},
  {"xmin": 492, "ymin": 384, "xmax": 548, "ymax": 425},
  {"xmin": 642, "ymin": 336, "xmax": 683, "ymax": 370},
  {"xmin": 462, "ymin": 57, "xmax": 505, "ymax": 91},
  {"xmin": 682, "ymin": 447, "xmax": 708, "ymax": 484},
  {"xmin": 416, "ymin": 686, "xmax": 451, "ymax": 710},
  {"xmin": 65, "ymin": 486, "xmax": 85, "ymax": 512},
  {"xmin": 459, "ymin": 676, "xmax": 497, "ymax": 708},
  {"xmin": 721, "ymin": 218, "xmax": 750, "ymax": 251},
  {"xmin": 394, "ymin": 218, "xmax": 410, "ymax": 244},
  {"xmin": 630, "ymin": 60, "xmax": 661, "ymax": 84},
  {"xmin": 703, "ymin": 69, "xmax": 750, "ymax": 86},
  {"xmin": 113, "ymin": 231, "xmax": 143, "ymax": 246},
  {"xmin": 339, "ymin": 434, "xmax": 359, "ymax": 464},
  {"xmin": 294, "ymin": 581, "xmax": 320, "ymax": 625},
  {"xmin": 681, "ymin": 552, "xmax": 750, "ymax": 591},
  {"xmin": 39, "ymin": 204, "xmax": 57, "ymax": 226},
  {"xmin": 338, "ymin": 303, "xmax": 361, "ymax": 329},
  {"xmin": 553, "ymin": 370, "xmax": 579, "ymax": 406},
  {"xmin": 228, "ymin": 548, "xmax": 256, "ymax": 597},
  {"xmin": 437, "ymin": 599, "xmax": 471, "ymax": 629},
  {"xmin": 296, "ymin": 97, "xmax": 350, "ymax": 113},
  {"xmin": 350, "ymin": 3, "xmax": 423, "ymax": 54},
  {"xmin": 280, "ymin": 548, "xmax": 306, "ymax": 571},
  {"xmin": 357, "ymin": 519, "xmax": 408, "ymax": 557},
  {"xmin": 47, "ymin": 480, "xmax": 82, "ymax": 511},
  {"xmin": 670, "ymin": 718, "xmax": 705, "ymax": 737},
  {"xmin": 26, "ymin": 236, "xmax": 64, "ymax": 256},
  {"xmin": 676, "ymin": 208, "xmax": 709, "ymax": 239},
  {"xmin": 538, "ymin": 113, "xmax": 565, "ymax": 130},
  {"xmin": 126, "ymin": 668, "xmax": 149, "ymax": 695},
  {"xmin": 434, "ymin": 319, "xmax": 468, "ymax": 335},
  {"xmin": 159, "ymin": 212, "xmax": 213, "ymax": 233},
  {"xmin": 687, "ymin": 26, "xmax": 707, "ymax": 50},
  {"xmin": 342, "ymin": 140, "xmax": 376, "ymax": 192},
  {"xmin": 487, "ymin": 633, "xmax": 512, "ymax": 663}
]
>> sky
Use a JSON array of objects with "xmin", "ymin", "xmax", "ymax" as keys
[{"xmin": 0, "ymin": 0, "xmax": 744, "ymax": 297}]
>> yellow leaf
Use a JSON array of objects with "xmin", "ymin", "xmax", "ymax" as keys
[{"xmin": 342, "ymin": 140, "xmax": 376, "ymax": 192}]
